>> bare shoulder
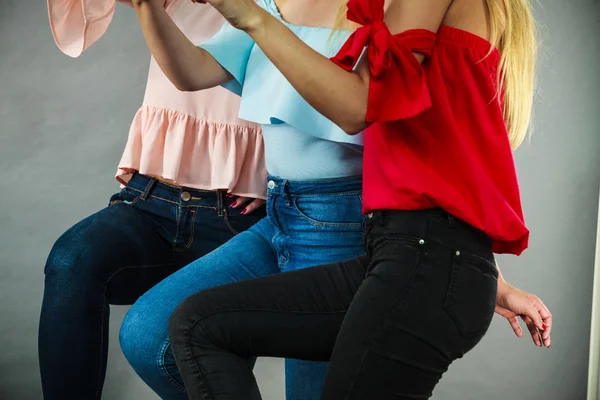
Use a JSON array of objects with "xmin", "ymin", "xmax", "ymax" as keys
[{"xmin": 443, "ymin": 0, "xmax": 498, "ymax": 44}]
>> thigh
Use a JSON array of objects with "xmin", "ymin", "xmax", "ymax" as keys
[
  {"xmin": 44, "ymin": 200, "xmax": 176, "ymax": 305},
  {"xmin": 170, "ymin": 255, "xmax": 369, "ymax": 361},
  {"xmin": 123, "ymin": 219, "xmax": 282, "ymax": 345},
  {"xmin": 322, "ymin": 238, "xmax": 494, "ymax": 400}
]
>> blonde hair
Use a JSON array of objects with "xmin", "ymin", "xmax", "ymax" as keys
[
  {"xmin": 332, "ymin": 0, "xmax": 537, "ymax": 149},
  {"xmin": 485, "ymin": 0, "xmax": 537, "ymax": 149}
]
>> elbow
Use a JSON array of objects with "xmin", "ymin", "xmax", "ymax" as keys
[
  {"xmin": 338, "ymin": 111, "xmax": 368, "ymax": 136},
  {"xmin": 337, "ymin": 96, "xmax": 368, "ymax": 135},
  {"xmin": 340, "ymin": 121, "xmax": 367, "ymax": 135}
]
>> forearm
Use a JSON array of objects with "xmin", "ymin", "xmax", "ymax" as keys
[
  {"xmin": 496, "ymin": 262, "xmax": 511, "ymax": 298},
  {"xmin": 496, "ymin": 263, "xmax": 505, "ymax": 281},
  {"xmin": 246, "ymin": 10, "xmax": 369, "ymax": 134},
  {"xmin": 133, "ymin": 1, "xmax": 230, "ymax": 91}
]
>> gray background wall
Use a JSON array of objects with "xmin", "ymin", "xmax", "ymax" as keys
[{"xmin": 0, "ymin": 0, "xmax": 598, "ymax": 399}]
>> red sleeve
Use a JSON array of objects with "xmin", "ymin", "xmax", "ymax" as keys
[{"xmin": 330, "ymin": 0, "xmax": 437, "ymax": 123}]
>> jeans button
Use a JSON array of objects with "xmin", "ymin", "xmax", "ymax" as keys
[
  {"xmin": 367, "ymin": 213, "xmax": 374, "ymax": 218},
  {"xmin": 180, "ymin": 191, "xmax": 191, "ymax": 202},
  {"xmin": 267, "ymin": 180, "xmax": 276, "ymax": 189}
]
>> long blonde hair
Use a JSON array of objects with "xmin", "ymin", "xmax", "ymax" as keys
[
  {"xmin": 485, "ymin": 0, "xmax": 537, "ymax": 149},
  {"xmin": 333, "ymin": 0, "xmax": 537, "ymax": 149}
]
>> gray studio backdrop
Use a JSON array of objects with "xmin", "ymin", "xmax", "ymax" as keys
[{"xmin": 0, "ymin": 0, "xmax": 599, "ymax": 399}]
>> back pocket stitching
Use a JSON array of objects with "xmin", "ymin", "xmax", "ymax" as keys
[{"xmin": 444, "ymin": 252, "xmax": 497, "ymax": 337}]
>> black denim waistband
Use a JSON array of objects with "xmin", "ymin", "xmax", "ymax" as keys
[{"xmin": 367, "ymin": 208, "xmax": 494, "ymax": 262}]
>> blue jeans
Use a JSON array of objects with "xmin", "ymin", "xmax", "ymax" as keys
[
  {"xmin": 38, "ymin": 174, "xmax": 264, "ymax": 400},
  {"xmin": 120, "ymin": 176, "xmax": 365, "ymax": 400}
]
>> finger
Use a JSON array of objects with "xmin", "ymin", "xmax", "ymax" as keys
[
  {"xmin": 229, "ymin": 196, "xmax": 253, "ymax": 209},
  {"xmin": 494, "ymin": 305, "xmax": 517, "ymax": 319},
  {"xmin": 508, "ymin": 316, "xmax": 524, "ymax": 338},
  {"xmin": 523, "ymin": 316, "xmax": 542, "ymax": 347},
  {"xmin": 534, "ymin": 299, "xmax": 552, "ymax": 347},
  {"xmin": 241, "ymin": 199, "xmax": 266, "ymax": 215},
  {"xmin": 519, "ymin": 301, "xmax": 545, "ymax": 332}
]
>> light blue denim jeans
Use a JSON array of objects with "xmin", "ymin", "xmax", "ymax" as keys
[{"xmin": 119, "ymin": 175, "xmax": 365, "ymax": 400}]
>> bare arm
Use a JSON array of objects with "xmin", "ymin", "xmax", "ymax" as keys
[
  {"xmin": 132, "ymin": 0, "xmax": 232, "ymax": 91},
  {"xmin": 220, "ymin": 0, "xmax": 450, "ymax": 134},
  {"xmin": 495, "ymin": 262, "xmax": 552, "ymax": 348}
]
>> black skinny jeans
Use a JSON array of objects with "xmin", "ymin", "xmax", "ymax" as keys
[{"xmin": 168, "ymin": 209, "xmax": 499, "ymax": 400}]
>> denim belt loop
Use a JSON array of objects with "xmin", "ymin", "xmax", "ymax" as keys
[
  {"xmin": 447, "ymin": 212, "xmax": 457, "ymax": 228},
  {"xmin": 139, "ymin": 178, "xmax": 158, "ymax": 201},
  {"xmin": 282, "ymin": 180, "xmax": 292, "ymax": 206},
  {"xmin": 216, "ymin": 191, "xmax": 225, "ymax": 217}
]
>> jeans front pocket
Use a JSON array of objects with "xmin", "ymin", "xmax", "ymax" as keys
[
  {"xmin": 108, "ymin": 187, "xmax": 141, "ymax": 207},
  {"xmin": 444, "ymin": 251, "xmax": 498, "ymax": 338},
  {"xmin": 292, "ymin": 192, "xmax": 363, "ymax": 230}
]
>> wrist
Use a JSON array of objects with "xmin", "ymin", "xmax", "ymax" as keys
[
  {"xmin": 497, "ymin": 278, "xmax": 513, "ymax": 300},
  {"xmin": 242, "ymin": 6, "xmax": 269, "ymax": 37},
  {"xmin": 132, "ymin": 0, "xmax": 164, "ymax": 10}
]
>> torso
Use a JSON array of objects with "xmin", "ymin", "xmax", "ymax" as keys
[{"xmin": 235, "ymin": 0, "xmax": 363, "ymax": 180}]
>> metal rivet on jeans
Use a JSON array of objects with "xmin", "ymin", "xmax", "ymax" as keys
[
  {"xmin": 455, "ymin": 250, "xmax": 461, "ymax": 256},
  {"xmin": 367, "ymin": 213, "xmax": 374, "ymax": 218},
  {"xmin": 267, "ymin": 180, "xmax": 276, "ymax": 189},
  {"xmin": 180, "ymin": 191, "xmax": 191, "ymax": 202},
  {"xmin": 419, "ymin": 239, "xmax": 425, "ymax": 245}
]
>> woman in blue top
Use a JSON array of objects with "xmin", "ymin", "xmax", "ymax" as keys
[
  {"xmin": 121, "ymin": 1, "xmax": 364, "ymax": 399},
  {"xmin": 121, "ymin": 0, "xmax": 551, "ymax": 399}
]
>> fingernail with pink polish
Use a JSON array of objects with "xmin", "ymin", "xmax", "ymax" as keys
[
  {"xmin": 240, "ymin": 209, "xmax": 247, "ymax": 215},
  {"xmin": 230, "ymin": 201, "xmax": 237, "ymax": 208}
]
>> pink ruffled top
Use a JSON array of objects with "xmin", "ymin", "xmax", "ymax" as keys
[{"xmin": 47, "ymin": 0, "xmax": 267, "ymax": 198}]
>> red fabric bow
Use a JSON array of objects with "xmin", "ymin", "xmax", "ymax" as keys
[{"xmin": 331, "ymin": 0, "xmax": 437, "ymax": 122}]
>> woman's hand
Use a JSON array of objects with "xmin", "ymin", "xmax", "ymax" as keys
[
  {"xmin": 191, "ymin": 0, "xmax": 265, "ymax": 32},
  {"xmin": 495, "ymin": 280, "xmax": 552, "ymax": 348},
  {"xmin": 228, "ymin": 195, "xmax": 265, "ymax": 215}
]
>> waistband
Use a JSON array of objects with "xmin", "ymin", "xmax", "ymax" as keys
[
  {"xmin": 368, "ymin": 208, "xmax": 494, "ymax": 261},
  {"xmin": 266, "ymin": 175, "xmax": 362, "ymax": 197},
  {"xmin": 126, "ymin": 173, "xmax": 226, "ymax": 211}
]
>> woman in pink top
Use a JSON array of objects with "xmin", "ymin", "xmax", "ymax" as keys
[{"xmin": 39, "ymin": 1, "xmax": 267, "ymax": 399}]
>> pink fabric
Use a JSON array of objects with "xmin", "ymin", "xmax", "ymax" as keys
[{"xmin": 48, "ymin": 0, "xmax": 267, "ymax": 198}]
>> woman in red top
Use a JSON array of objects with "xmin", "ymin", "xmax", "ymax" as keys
[{"xmin": 165, "ymin": 0, "xmax": 551, "ymax": 398}]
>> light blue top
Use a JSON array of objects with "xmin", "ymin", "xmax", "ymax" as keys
[{"xmin": 198, "ymin": 0, "xmax": 364, "ymax": 180}]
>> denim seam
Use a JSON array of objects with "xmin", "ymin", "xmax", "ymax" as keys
[
  {"xmin": 281, "ymin": 190, "xmax": 362, "ymax": 199},
  {"xmin": 95, "ymin": 302, "xmax": 106, "ymax": 399},
  {"xmin": 174, "ymin": 204, "xmax": 181, "ymax": 246},
  {"xmin": 223, "ymin": 209, "xmax": 239, "ymax": 235},
  {"xmin": 291, "ymin": 197, "xmax": 363, "ymax": 229},
  {"xmin": 182, "ymin": 209, "xmax": 198, "ymax": 250},
  {"xmin": 158, "ymin": 340, "xmax": 188, "ymax": 393}
]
